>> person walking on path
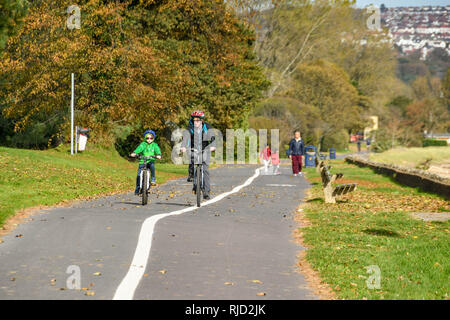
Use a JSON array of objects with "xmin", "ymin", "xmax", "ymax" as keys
[
  {"xmin": 260, "ymin": 145, "xmax": 272, "ymax": 174},
  {"xmin": 366, "ymin": 138, "xmax": 371, "ymax": 152},
  {"xmin": 271, "ymin": 148, "xmax": 281, "ymax": 175},
  {"xmin": 288, "ymin": 130, "xmax": 305, "ymax": 176}
]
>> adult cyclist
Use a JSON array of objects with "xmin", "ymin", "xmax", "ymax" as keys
[{"xmin": 180, "ymin": 110, "xmax": 216, "ymax": 200}]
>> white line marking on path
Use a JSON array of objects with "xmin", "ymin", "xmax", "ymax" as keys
[
  {"xmin": 266, "ymin": 184, "xmax": 297, "ymax": 187},
  {"xmin": 113, "ymin": 167, "xmax": 263, "ymax": 300},
  {"xmin": 177, "ymin": 183, "xmax": 217, "ymax": 186}
]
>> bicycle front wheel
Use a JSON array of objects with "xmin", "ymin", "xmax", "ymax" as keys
[
  {"xmin": 196, "ymin": 165, "xmax": 201, "ymax": 207},
  {"xmin": 142, "ymin": 170, "xmax": 148, "ymax": 205}
]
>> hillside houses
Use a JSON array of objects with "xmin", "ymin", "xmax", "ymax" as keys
[{"xmin": 381, "ymin": 5, "xmax": 450, "ymax": 59}]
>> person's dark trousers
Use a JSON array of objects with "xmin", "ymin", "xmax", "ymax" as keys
[
  {"xmin": 291, "ymin": 155, "xmax": 303, "ymax": 174},
  {"xmin": 135, "ymin": 162, "xmax": 155, "ymax": 193},
  {"xmin": 188, "ymin": 163, "xmax": 194, "ymax": 179}
]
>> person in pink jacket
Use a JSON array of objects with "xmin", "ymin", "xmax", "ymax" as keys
[
  {"xmin": 260, "ymin": 145, "xmax": 271, "ymax": 174},
  {"xmin": 271, "ymin": 149, "xmax": 281, "ymax": 175}
]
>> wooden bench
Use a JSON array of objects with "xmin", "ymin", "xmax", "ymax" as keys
[{"xmin": 317, "ymin": 159, "xmax": 357, "ymax": 203}]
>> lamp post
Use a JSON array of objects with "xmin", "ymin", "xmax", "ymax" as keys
[{"xmin": 71, "ymin": 73, "xmax": 74, "ymax": 155}]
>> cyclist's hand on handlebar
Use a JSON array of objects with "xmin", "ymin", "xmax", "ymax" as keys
[
  {"xmin": 180, "ymin": 147, "xmax": 186, "ymax": 153},
  {"xmin": 130, "ymin": 152, "xmax": 137, "ymax": 158},
  {"xmin": 156, "ymin": 155, "xmax": 162, "ymax": 160}
]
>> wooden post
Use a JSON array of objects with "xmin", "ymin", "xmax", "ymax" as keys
[{"xmin": 320, "ymin": 166, "xmax": 336, "ymax": 204}]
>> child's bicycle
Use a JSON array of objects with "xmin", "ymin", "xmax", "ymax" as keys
[{"xmin": 134, "ymin": 155, "xmax": 159, "ymax": 205}]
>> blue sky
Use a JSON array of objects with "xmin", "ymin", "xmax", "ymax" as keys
[{"xmin": 355, "ymin": 0, "xmax": 449, "ymax": 8}]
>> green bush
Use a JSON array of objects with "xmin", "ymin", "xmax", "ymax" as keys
[
  {"xmin": 321, "ymin": 129, "xmax": 349, "ymax": 152},
  {"xmin": 423, "ymin": 139, "xmax": 448, "ymax": 147},
  {"xmin": 0, "ymin": 116, "xmax": 63, "ymax": 149},
  {"xmin": 371, "ymin": 128, "xmax": 395, "ymax": 153}
]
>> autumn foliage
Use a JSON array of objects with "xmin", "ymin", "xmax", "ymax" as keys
[{"xmin": 0, "ymin": 0, "xmax": 269, "ymax": 147}]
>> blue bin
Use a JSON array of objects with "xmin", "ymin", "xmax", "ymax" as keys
[
  {"xmin": 329, "ymin": 148, "xmax": 336, "ymax": 160},
  {"xmin": 304, "ymin": 146, "xmax": 316, "ymax": 168}
]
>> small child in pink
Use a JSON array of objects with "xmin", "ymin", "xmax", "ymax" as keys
[
  {"xmin": 260, "ymin": 145, "xmax": 272, "ymax": 174},
  {"xmin": 271, "ymin": 149, "xmax": 281, "ymax": 175}
]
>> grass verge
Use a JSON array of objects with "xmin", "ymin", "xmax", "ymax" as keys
[
  {"xmin": 368, "ymin": 146, "xmax": 450, "ymax": 167},
  {"xmin": 0, "ymin": 145, "xmax": 186, "ymax": 229},
  {"xmin": 299, "ymin": 160, "xmax": 449, "ymax": 300}
]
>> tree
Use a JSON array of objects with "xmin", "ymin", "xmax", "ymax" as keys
[
  {"xmin": 281, "ymin": 60, "xmax": 364, "ymax": 147},
  {"xmin": 253, "ymin": 0, "xmax": 357, "ymax": 97},
  {"xmin": 0, "ymin": 0, "xmax": 28, "ymax": 51},
  {"xmin": 442, "ymin": 68, "xmax": 450, "ymax": 110},
  {"xmin": 405, "ymin": 76, "xmax": 449, "ymax": 136},
  {"xmin": 250, "ymin": 95, "xmax": 322, "ymax": 147},
  {"xmin": 0, "ymin": 0, "xmax": 269, "ymax": 148}
]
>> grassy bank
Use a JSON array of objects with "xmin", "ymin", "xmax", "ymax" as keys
[
  {"xmin": 301, "ymin": 160, "xmax": 449, "ymax": 300},
  {"xmin": 0, "ymin": 145, "xmax": 186, "ymax": 228},
  {"xmin": 368, "ymin": 146, "xmax": 450, "ymax": 167}
]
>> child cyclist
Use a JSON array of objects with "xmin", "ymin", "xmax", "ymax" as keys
[{"xmin": 130, "ymin": 130, "xmax": 162, "ymax": 195}]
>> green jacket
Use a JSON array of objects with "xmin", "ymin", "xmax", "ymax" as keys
[{"xmin": 133, "ymin": 141, "xmax": 161, "ymax": 164}]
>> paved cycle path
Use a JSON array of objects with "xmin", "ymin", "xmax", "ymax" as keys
[{"xmin": 0, "ymin": 164, "xmax": 316, "ymax": 300}]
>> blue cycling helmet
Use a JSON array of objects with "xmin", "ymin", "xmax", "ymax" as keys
[{"xmin": 144, "ymin": 129, "xmax": 156, "ymax": 139}]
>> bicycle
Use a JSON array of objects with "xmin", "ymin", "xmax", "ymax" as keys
[
  {"xmin": 190, "ymin": 148, "xmax": 205, "ymax": 207},
  {"xmin": 133, "ymin": 155, "xmax": 159, "ymax": 206},
  {"xmin": 181, "ymin": 141, "xmax": 215, "ymax": 207}
]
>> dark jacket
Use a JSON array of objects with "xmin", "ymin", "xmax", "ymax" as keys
[
  {"xmin": 181, "ymin": 120, "xmax": 216, "ymax": 151},
  {"xmin": 288, "ymin": 138, "xmax": 305, "ymax": 156}
]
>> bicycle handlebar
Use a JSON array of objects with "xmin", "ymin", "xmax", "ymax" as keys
[{"xmin": 132, "ymin": 154, "xmax": 161, "ymax": 161}]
